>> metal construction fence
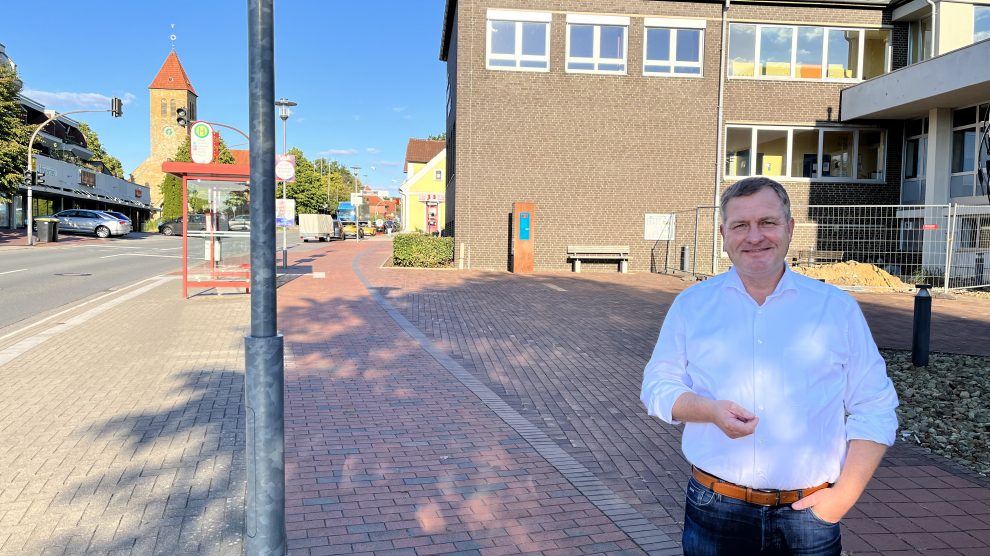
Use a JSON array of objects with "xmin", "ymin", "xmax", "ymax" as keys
[{"xmin": 651, "ymin": 204, "xmax": 990, "ymax": 292}]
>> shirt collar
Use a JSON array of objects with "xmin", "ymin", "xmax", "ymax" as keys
[{"xmin": 723, "ymin": 264, "xmax": 799, "ymax": 301}]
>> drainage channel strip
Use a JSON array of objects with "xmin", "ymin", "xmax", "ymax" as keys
[{"xmin": 352, "ymin": 252, "xmax": 680, "ymax": 555}]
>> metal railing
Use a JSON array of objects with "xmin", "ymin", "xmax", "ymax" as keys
[{"xmin": 652, "ymin": 204, "xmax": 990, "ymax": 292}]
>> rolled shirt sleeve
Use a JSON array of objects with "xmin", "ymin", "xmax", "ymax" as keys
[
  {"xmin": 641, "ymin": 297, "xmax": 694, "ymax": 425},
  {"xmin": 843, "ymin": 299, "xmax": 900, "ymax": 446}
]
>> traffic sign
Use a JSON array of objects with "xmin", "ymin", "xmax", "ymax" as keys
[
  {"xmin": 190, "ymin": 122, "xmax": 214, "ymax": 164},
  {"xmin": 275, "ymin": 154, "xmax": 296, "ymax": 182}
]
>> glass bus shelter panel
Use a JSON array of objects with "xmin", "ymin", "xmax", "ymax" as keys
[{"xmin": 183, "ymin": 179, "xmax": 251, "ymax": 295}]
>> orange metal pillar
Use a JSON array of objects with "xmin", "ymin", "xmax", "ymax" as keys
[{"xmin": 511, "ymin": 202, "xmax": 535, "ymax": 274}]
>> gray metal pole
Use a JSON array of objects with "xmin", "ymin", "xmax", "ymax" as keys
[
  {"xmin": 281, "ymin": 116, "xmax": 288, "ymax": 269},
  {"xmin": 246, "ymin": 0, "xmax": 286, "ymax": 554}
]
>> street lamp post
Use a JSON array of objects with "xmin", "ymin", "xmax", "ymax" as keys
[
  {"xmin": 274, "ymin": 97, "xmax": 296, "ymax": 269},
  {"xmin": 350, "ymin": 165, "xmax": 361, "ymax": 242},
  {"xmin": 25, "ymin": 100, "xmax": 122, "ymax": 245}
]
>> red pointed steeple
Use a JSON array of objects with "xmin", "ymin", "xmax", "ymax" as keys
[{"xmin": 148, "ymin": 51, "xmax": 196, "ymax": 95}]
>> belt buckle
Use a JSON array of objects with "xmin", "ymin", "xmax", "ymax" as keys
[{"xmin": 753, "ymin": 488, "xmax": 781, "ymax": 506}]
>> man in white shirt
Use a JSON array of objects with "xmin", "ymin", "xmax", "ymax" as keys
[{"xmin": 641, "ymin": 177, "xmax": 898, "ymax": 555}]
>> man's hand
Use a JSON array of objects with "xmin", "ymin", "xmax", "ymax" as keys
[
  {"xmin": 791, "ymin": 487, "xmax": 854, "ymax": 524},
  {"xmin": 709, "ymin": 400, "xmax": 758, "ymax": 439},
  {"xmin": 671, "ymin": 394, "xmax": 758, "ymax": 439}
]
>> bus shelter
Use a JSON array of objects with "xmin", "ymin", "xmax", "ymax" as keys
[{"xmin": 162, "ymin": 161, "xmax": 251, "ymax": 298}]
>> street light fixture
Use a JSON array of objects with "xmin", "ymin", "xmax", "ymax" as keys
[
  {"xmin": 274, "ymin": 97, "xmax": 296, "ymax": 268},
  {"xmin": 25, "ymin": 99, "xmax": 123, "ymax": 245}
]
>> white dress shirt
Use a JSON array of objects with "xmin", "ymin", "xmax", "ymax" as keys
[{"xmin": 641, "ymin": 266, "xmax": 899, "ymax": 490}]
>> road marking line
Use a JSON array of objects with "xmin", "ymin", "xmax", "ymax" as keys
[
  {"xmin": 99, "ymin": 253, "xmax": 183, "ymax": 259},
  {"xmin": 0, "ymin": 269, "xmax": 27, "ymax": 276},
  {"xmin": 0, "ymin": 276, "xmax": 173, "ymax": 368},
  {"xmin": 0, "ymin": 275, "xmax": 175, "ymax": 344},
  {"xmin": 544, "ymin": 284, "xmax": 566, "ymax": 292}
]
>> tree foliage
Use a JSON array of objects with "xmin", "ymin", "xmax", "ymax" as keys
[
  {"xmin": 427, "ymin": 132, "xmax": 446, "ymax": 141},
  {"xmin": 158, "ymin": 132, "xmax": 237, "ymax": 220},
  {"xmin": 76, "ymin": 122, "xmax": 123, "ymax": 178},
  {"xmin": 277, "ymin": 150, "xmax": 361, "ymax": 215},
  {"xmin": 0, "ymin": 66, "xmax": 27, "ymax": 200}
]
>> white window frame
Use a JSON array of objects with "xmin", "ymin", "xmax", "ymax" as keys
[
  {"xmin": 565, "ymin": 14, "xmax": 630, "ymax": 75},
  {"xmin": 643, "ymin": 18, "xmax": 706, "ymax": 77},
  {"xmin": 486, "ymin": 10, "xmax": 552, "ymax": 72},
  {"xmin": 727, "ymin": 23, "xmax": 892, "ymax": 82},
  {"xmin": 434, "ymin": 169, "xmax": 443, "ymax": 181},
  {"xmin": 723, "ymin": 124, "xmax": 886, "ymax": 183}
]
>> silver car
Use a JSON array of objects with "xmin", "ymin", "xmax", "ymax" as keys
[{"xmin": 52, "ymin": 209, "xmax": 131, "ymax": 238}]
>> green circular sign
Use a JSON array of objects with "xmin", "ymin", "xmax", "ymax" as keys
[
  {"xmin": 162, "ymin": 126, "xmax": 174, "ymax": 137},
  {"xmin": 192, "ymin": 123, "xmax": 210, "ymax": 138}
]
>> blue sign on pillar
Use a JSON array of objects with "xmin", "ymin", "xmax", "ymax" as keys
[{"xmin": 519, "ymin": 212, "xmax": 531, "ymax": 240}]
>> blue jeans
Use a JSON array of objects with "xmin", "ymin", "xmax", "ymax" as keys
[{"xmin": 683, "ymin": 477, "xmax": 841, "ymax": 556}]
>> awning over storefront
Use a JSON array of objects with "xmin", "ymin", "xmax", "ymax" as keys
[{"xmin": 841, "ymin": 40, "xmax": 990, "ymax": 120}]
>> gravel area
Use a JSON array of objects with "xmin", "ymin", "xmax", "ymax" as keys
[{"xmin": 884, "ymin": 349, "xmax": 990, "ymax": 477}]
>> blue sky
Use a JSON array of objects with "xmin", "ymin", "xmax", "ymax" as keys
[{"xmin": 2, "ymin": 1, "xmax": 448, "ymax": 196}]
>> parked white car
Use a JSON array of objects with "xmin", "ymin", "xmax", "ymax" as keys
[{"xmin": 49, "ymin": 209, "xmax": 132, "ymax": 238}]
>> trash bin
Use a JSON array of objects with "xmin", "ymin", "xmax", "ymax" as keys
[{"xmin": 36, "ymin": 218, "xmax": 59, "ymax": 243}]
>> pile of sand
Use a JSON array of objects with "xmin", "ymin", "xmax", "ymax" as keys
[{"xmin": 792, "ymin": 260, "xmax": 911, "ymax": 290}]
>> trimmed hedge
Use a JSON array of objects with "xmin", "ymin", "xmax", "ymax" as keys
[{"xmin": 392, "ymin": 233, "xmax": 454, "ymax": 268}]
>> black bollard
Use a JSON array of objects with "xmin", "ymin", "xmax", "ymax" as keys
[{"xmin": 912, "ymin": 284, "xmax": 932, "ymax": 367}]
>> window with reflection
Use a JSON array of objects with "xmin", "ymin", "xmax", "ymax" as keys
[
  {"xmin": 728, "ymin": 24, "xmax": 756, "ymax": 77},
  {"xmin": 950, "ymin": 103, "xmax": 988, "ymax": 198},
  {"xmin": 822, "ymin": 130, "xmax": 854, "ymax": 178},
  {"xmin": 644, "ymin": 25, "xmax": 704, "ymax": 76},
  {"xmin": 487, "ymin": 12, "xmax": 551, "ymax": 71},
  {"xmin": 759, "ymin": 26, "xmax": 792, "ymax": 77},
  {"xmin": 975, "ymin": 6, "xmax": 990, "ymax": 43},
  {"xmin": 567, "ymin": 22, "xmax": 627, "ymax": 73}
]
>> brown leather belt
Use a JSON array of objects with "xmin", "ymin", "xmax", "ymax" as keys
[{"xmin": 692, "ymin": 467, "xmax": 829, "ymax": 507}]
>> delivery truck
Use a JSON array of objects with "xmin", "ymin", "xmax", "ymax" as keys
[{"xmin": 298, "ymin": 214, "xmax": 342, "ymax": 242}]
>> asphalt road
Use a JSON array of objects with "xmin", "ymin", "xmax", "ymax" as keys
[{"xmin": 0, "ymin": 228, "xmax": 327, "ymax": 331}]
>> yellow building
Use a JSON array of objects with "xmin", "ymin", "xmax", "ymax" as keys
[{"xmin": 399, "ymin": 139, "xmax": 446, "ymax": 234}]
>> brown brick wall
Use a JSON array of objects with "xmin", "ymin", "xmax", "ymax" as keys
[{"xmin": 449, "ymin": 0, "xmax": 903, "ymax": 272}]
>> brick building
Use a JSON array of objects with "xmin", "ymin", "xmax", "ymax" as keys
[
  {"xmin": 131, "ymin": 52, "xmax": 198, "ymax": 208},
  {"xmin": 440, "ymin": 0, "xmax": 990, "ymax": 274}
]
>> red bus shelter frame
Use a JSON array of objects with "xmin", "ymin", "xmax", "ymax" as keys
[{"xmin": 163, "ymin": 161, "xmax": 251, "ymax": 298}]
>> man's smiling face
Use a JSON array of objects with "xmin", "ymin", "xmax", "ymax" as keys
[{"xmin": 720, "ymin": 187, "xmax": 795, "ymax": 283}]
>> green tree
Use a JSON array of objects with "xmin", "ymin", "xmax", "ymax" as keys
[
  {"xmin": 77, "ymin": 122, "xmax": 123, "ymax": 178},
  {"xmin": 427, "ymin": 132, "xmax": 446, "ymax": 141},
  {"xmin": 0, "ymin": 66, "xmax": 27, "ymax": 200},
  {"xmin": 158, "ymin": 132, "xmax": 236, "ymax": 220}
]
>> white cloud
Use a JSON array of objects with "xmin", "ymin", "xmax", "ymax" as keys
[
  {"xmin": 294, "ymin": 117, "xmax": 305, "ymax": 123},
  {"xmin": 366, "ymin": 147, "xmax": 381, "ymax": 154},
  {"xmin": 403, "ymin": 114, "xmax": 413, "ymax": 120},
  {"xmin": 22, "ymin": 90, "xmax": 136, "ymax": 110},
  {"xmin": 323, "ymin": 148, "xmax": 358, "ymax": 156},
  {"xmin": 373, "ymin": 160, "xmax": 402, "ymax": 168},
  {"xmin": 392, "ymin": 106, "xmax": 407, "ymax": 112}
]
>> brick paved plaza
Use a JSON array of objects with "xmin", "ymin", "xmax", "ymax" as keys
[{"xmin": 2, "ymin": 239, "xmax": 989, "ymax": 555}]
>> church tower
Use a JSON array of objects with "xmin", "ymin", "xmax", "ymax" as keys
[{"xmin": 131, "ymin": 52, "xmax": 198, "ymax": 207}]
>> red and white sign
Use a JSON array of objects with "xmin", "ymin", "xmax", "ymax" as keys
[
  {"xmin": 417, "ymin": 193, "xmax": 445, "ymax": 202},
  {"xmin": 190, "ymin": 122, "xmax": 215, "ymax": 164},
  {"xmin": 275, "ymin": 154, "xmax": 296, "ymax": 182},
  {"xmin": 922, "ymin": 223, "xmax": 938, "ymax": 231}
]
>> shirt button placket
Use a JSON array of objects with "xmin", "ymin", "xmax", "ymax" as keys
[{"xmin": 754, "ymin": 307, "xmax": 765, "ymax": 482}]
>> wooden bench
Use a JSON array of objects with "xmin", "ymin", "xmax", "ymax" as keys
[
  {"xmin": 795, "ymin": 249, "xmax": 845, "ymax": 265},
  {"xmin": 566, "ymin": 245, "xmax": 630, "ymax": 273}
]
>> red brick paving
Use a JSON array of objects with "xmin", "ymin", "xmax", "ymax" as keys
[{"xmin": 275, "ymin": 239, "xmax": 990, "ymax": 555}]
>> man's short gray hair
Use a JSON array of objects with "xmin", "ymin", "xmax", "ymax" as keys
[{"xmin": 719, "ymin": 177, "xmax": 792, "ymax": 223}]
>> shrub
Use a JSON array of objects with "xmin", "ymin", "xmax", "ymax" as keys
[{"xmin": 392, "ymin": 233, "xmax": 454, "ymax": 268}]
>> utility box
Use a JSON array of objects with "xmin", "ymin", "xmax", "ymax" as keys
[{"xmin": 511, "ymin": 202, "xmax": 535, "ymax": 274}]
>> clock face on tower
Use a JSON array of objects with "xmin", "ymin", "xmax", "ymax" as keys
[{"xmin": 162, "ymin": 126, "xmax": 175, "ymax": 138}]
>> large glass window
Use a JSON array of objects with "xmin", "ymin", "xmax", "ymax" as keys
[
  {"xmin": 644, "ymin": 21, "xmax": 704, "ymax": 76},
  {"xmin": 760, "ymin": 26, "xmax": 793, "ymax": 77},
  {"xmin": 756, "ymin": 129, "xmax": 788, "ymax": 176},
  {"xmin": 975, "ymin": 6, "xmax": 990, "ymax": 43},
  {"xmin": 566, "ymin": 15, "xmax": 629, "ymax": 74},
  {"xmin": 725, "ymin": 128, "xmax": 753, "ymax": 177},
  {"xmin": 857, "ymin": 130, "xmax": 885, "ymax": 180},
  {"xmin": 826, "ymin": 29, "xmax": 858, "ymax": 79},
  {"xmin": 862, "ymin": 29, "xmax": 891, "ymax": 79},
  {"xmin": 726, "ymin": 125, "xmax": 885, "ymax": 182},
  {"xmin": 486, "ymin": 11, "xmax": 551, "ymax": 71},
  {"xmin": 902, "ymin": 117, "xmax": 929, "ymax": 203},
  {"xmin": 796, "ymin": 27, "xmax": 825, "ymax": 79},
  {"xmin": 727, "ymin": 23, "xmax": 888, "ymax": 80},
  {"xmin": 949, "ymin": 103, "xmax": 990, "ymax": 198},
  {"xmin": 792, "ymin": 129, "xmax": 820, "ymax": 177},
  {"xmin": 728, "ymin": 24, "xmax": 757, "ymax": 77},
  {"xmin": 909, "ymin": 16, "xmax": 933, "ymax": 64}
]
